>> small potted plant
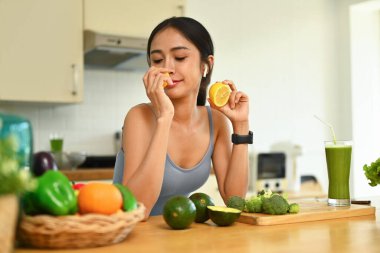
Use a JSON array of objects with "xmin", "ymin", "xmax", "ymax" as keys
[{"xmin": 0, "ymin": 135, "xmax": 36, "ymax": 253}]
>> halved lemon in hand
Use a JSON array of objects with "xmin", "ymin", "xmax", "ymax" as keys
[
  {"xmin": 162, "ymin": 73, "xmax": 170, "ymax": 88},
  {"xmin": 208, "ymin": 82, "xmax": 231, "ymax": 107}
]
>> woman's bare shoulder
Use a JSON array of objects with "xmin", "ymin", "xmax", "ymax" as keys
[
  {"xmin": 125, "ymin": 103, "xmax": 154, "ymax": 119},
  {"xmin": 209, "ymin": 107, "xmax": 229, "ymax": 126},
  {"xmin": 124, "ymin": 103, "xmax": 155, "ymax": 127}
]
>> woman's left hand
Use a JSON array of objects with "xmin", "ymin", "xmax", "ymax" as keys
[{"xmin": 208, "ymin": 80, "xmax": 249, "ymax": 123}]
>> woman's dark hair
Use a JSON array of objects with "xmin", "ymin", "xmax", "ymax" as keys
[{"xmin": 147, "ymin": 17, "xmax": 214, "ymax": 106}]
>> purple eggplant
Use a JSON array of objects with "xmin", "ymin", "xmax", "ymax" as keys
[{"xmin": 32, "ymin": 151, "xmax": 57, "ymax": 176}]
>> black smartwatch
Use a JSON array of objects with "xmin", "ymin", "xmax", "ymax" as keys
[{"xmin": 231, "ymin": 131, "xmax": 253, "ymax": 144}]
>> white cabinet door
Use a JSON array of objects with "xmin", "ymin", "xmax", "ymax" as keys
[
  {"xmin": 84, "ymin": 0, "xmax": 185, "ymax": 38},
  {"xmin": 0, "ymin": 0, "xmax": 83, "ymax": 103}
]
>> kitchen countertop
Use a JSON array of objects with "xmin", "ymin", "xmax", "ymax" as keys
[
  {"xmin": 15, "ymin": 198, "xmax": 380, "ymax": 253},
  {"xmin": 61, "ymin": 168, "xmax": 114, "ymax": 181}
]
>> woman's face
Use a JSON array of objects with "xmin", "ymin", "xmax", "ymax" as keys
[{"xmin": 149, "ymin": 27, "xmax": 203, "ymax": 99}]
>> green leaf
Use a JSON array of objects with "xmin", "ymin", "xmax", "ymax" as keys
[{"xmin": 363, "ymin": 158, "xmax": 380, "ymax": 187}]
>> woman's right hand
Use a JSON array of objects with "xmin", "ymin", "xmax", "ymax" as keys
[{"xmin": 143, "ymin": 67, "xmax": 175, "ymax": 119}]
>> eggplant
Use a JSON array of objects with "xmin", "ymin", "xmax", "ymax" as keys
[{"xmin": 32, "ymin": 151, "xmax": 57, "ymax": 176}]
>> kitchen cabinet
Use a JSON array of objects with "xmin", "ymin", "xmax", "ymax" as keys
[
  {"xmin": 0, "ymin": 0, "xmax": 83, "ymax": 103},
  {"xmin": 84, "ymin": 0, "xmax": 185, "ymax": 38}
]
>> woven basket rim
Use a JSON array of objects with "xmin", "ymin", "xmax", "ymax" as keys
[{"xmin": 18, "ymin": 203, "xmax": 146, "ymax": 249}]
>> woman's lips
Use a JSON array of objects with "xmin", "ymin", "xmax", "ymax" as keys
[{"xmin": 167, "ymin": 79, "xmax": 181, "ymax": 87}]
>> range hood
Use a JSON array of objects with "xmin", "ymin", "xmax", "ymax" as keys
[{"xmin": 84, "ymin": 30, "xmax": 148, "ymax": 70}]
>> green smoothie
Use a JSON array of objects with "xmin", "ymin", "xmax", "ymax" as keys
[
  {"xmin": 325, "ymin": 141, "xmax": 352, "ymax": 202},
  {"xmin": 50, "ymin": 138, "xmax": 63, "ymax": 153}
]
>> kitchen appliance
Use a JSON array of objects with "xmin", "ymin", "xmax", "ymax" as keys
[
  {"xmin": 0, "ymin": 113, "xmax": 33, "ymax": 171},
  {"xmin": 255, "ymin": 152, "xmax": 287, "ymax": 193},
  {"xmin": 270, "ymin": 141, "xmax": 302, "ymax": 192},
  {"xmin": 84, "ymin": 30, "xmax": 148, "ymax": 70}
]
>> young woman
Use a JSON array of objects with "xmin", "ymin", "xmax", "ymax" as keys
[{"xmin": 113, "ymin": 17, "xmax": 251, "ymax": 218}]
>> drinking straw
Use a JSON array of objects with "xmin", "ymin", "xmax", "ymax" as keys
[{"xmin": 314, "ymin": 115, "xmax": 337, "ymax": 144}]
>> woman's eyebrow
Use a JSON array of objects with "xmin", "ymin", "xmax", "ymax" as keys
[{"xmin": 150, "ymin": 46, "xmax": 190, "ymax": 55}]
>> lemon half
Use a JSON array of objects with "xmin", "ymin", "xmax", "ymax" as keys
[
  {"xmin": 162, "ymin": 73, "xmax": 170, "ymax": 88},
  {"xmin": 208, "ymin": 82, "xmax": 231, "ymax": 107}
]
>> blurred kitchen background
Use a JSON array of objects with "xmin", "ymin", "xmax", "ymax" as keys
[{"xmin": 1, "ymin": 0, "xmax": 379, "ymax": 199}]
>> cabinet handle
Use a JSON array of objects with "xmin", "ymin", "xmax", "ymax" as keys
[
  {"xmin": 177, "ymin": 4, "xmax": 185, "ymax": 16},
  {"xmin": 71, "ymin": 64, "xmax": 79, "ymax": 96}
]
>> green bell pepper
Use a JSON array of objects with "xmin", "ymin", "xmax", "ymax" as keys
[
  {"xmin": 22, "ymin": 170, "xmax": 77, "ymax": 216},
  {"xmin": 114, "ymin": 183, "xmax": 137, "ymax": 211}
]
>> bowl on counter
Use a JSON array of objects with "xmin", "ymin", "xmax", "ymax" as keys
[
  {"xmin": 67, "ymin": 152, "xmax": 86, "ymax": 169},
  {"xmin": 52, "ymin": 151, "xmax": 86, "ymax": 170}
]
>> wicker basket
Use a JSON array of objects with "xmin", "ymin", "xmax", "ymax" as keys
[{"xmin": 17, "ymin": 203, "xmax": 145, "ymax": 249}]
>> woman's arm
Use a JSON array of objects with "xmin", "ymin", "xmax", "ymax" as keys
[
  {"xmin": 122, "ymin": 67, "xmax": 174, "ymax": 219},
  {"xmin": 209, "ymin": 80, "xmax": 250, "ymax": 203},
  {"xmin": 211, "ymin": 112, "xmax": 249, "ymax": 203},
  {"xmin": 122, "ymin": 105, "xmax": 173, "ymax": 219}
]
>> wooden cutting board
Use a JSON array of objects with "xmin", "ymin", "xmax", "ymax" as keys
[{"xmin": 237, "ymin": 201, "xmax": 376, "ymax": 226}]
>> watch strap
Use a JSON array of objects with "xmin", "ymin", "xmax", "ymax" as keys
[{"xmin": 232, "ymin": 131, "xmax": 253, "ymax": 144}]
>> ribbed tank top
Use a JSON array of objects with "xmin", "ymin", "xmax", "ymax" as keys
[{"xmin": 113, "ymin": 106, "xmax": 214, "ymax": 216}]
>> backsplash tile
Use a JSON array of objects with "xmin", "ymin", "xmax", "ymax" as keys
[{"xmin": 0, "ymin": 69, "xmax": 147, "ymax": 155}]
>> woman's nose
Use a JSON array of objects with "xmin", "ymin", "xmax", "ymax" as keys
[{"xmin": 164, "ymin": 59, "xmax": 174, "ymax": 71}]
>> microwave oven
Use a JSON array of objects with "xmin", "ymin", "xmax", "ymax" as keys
[{"xmin": 255, "ymin": 152, "xmax": 287, "ymax": 193}]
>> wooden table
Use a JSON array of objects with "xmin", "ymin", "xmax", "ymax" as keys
[{"xmin": 15, "ymin": 200, "xmax": 380, "ymax": 253}]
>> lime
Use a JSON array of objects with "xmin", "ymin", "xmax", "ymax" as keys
[
  {"xmin": 163, "ymin": 195, "xmax": 196, "ymax": 229},
  {"xmin": 189, "ymin": 192, "xmax": 215, "ymax": 223},
  {"xmin": 207, "ymin": 206, "xmax": 241, "ymax": 226}
]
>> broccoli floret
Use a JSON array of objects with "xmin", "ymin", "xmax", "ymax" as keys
[
  {"xmin": 363, "ymin": 158, "xmax": 380, "ymax": 187},
  {"xmin": 288, "ymin": 203, "xmax": 300, "ymax": 214},
  {"xmin": 226, "ymin": 196, "xmax": 245, "ymax": 211},
  {"xmin": 245, "ymin": 196, "xmax": 263, "ymax": 213},
  {"xmin": 257, "ymin": 189, "xmax": 266, "ymax": 196},
  {"xmin": 262, "ymin": 194, "xmax": 289, "ymax": 215},
  {"xmin": 258, "ymin": 189, "xmax": 272, "ymax": 197}
]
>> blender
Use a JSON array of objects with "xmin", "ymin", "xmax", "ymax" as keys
[{"xmin": 0, "ymin": 113, "xmax": 33, "ymax": 171}]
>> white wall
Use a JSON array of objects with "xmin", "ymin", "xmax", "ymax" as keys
[
  {"xmin": 186, "ymin": 0, "xmax": 341, "ymax": 192},
  {"xmin": 187, "ymin": 0, "xmax": 380, "ymax": 197},
  {"xmin": 349, "ymin": 0, "xmax": 380, "ymax": 197},
  {"xmin": 2, "ymin": 0, "xmax": 377, "ymax": 196}
]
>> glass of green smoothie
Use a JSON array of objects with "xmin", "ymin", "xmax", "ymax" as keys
[
  {"xmin": 50, "ymin": 133, "xmax": 64, "ymax": 153},
  {"xmin": 325, "ymin": 140, "xmax": 352, "ymax": 206}
]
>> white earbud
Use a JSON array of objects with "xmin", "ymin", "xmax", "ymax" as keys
[{"xmin": 203, "ymin": 65, "xmax": 208, "ymax": 78}]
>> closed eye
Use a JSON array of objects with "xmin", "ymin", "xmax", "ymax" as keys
[
  {"xmin": 152, "ymin": 59, "xmax": 163, "ymax": 64},
  {"xmin": 175, "ymin": 57, "xmax": 186, "ymax": 61}
]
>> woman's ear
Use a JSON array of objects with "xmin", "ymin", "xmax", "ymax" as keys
[
  {"xmin": 207, "ymin": 55, "xmax": 214, "ymax": 73},
  {"xmin": 203, "ymin": 55, "xmax": 214, "ymax": 77}
]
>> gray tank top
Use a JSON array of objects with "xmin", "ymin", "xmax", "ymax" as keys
[{"xmin": 113, "ymin": 106, "xmax": 214, "ymax": 216}]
